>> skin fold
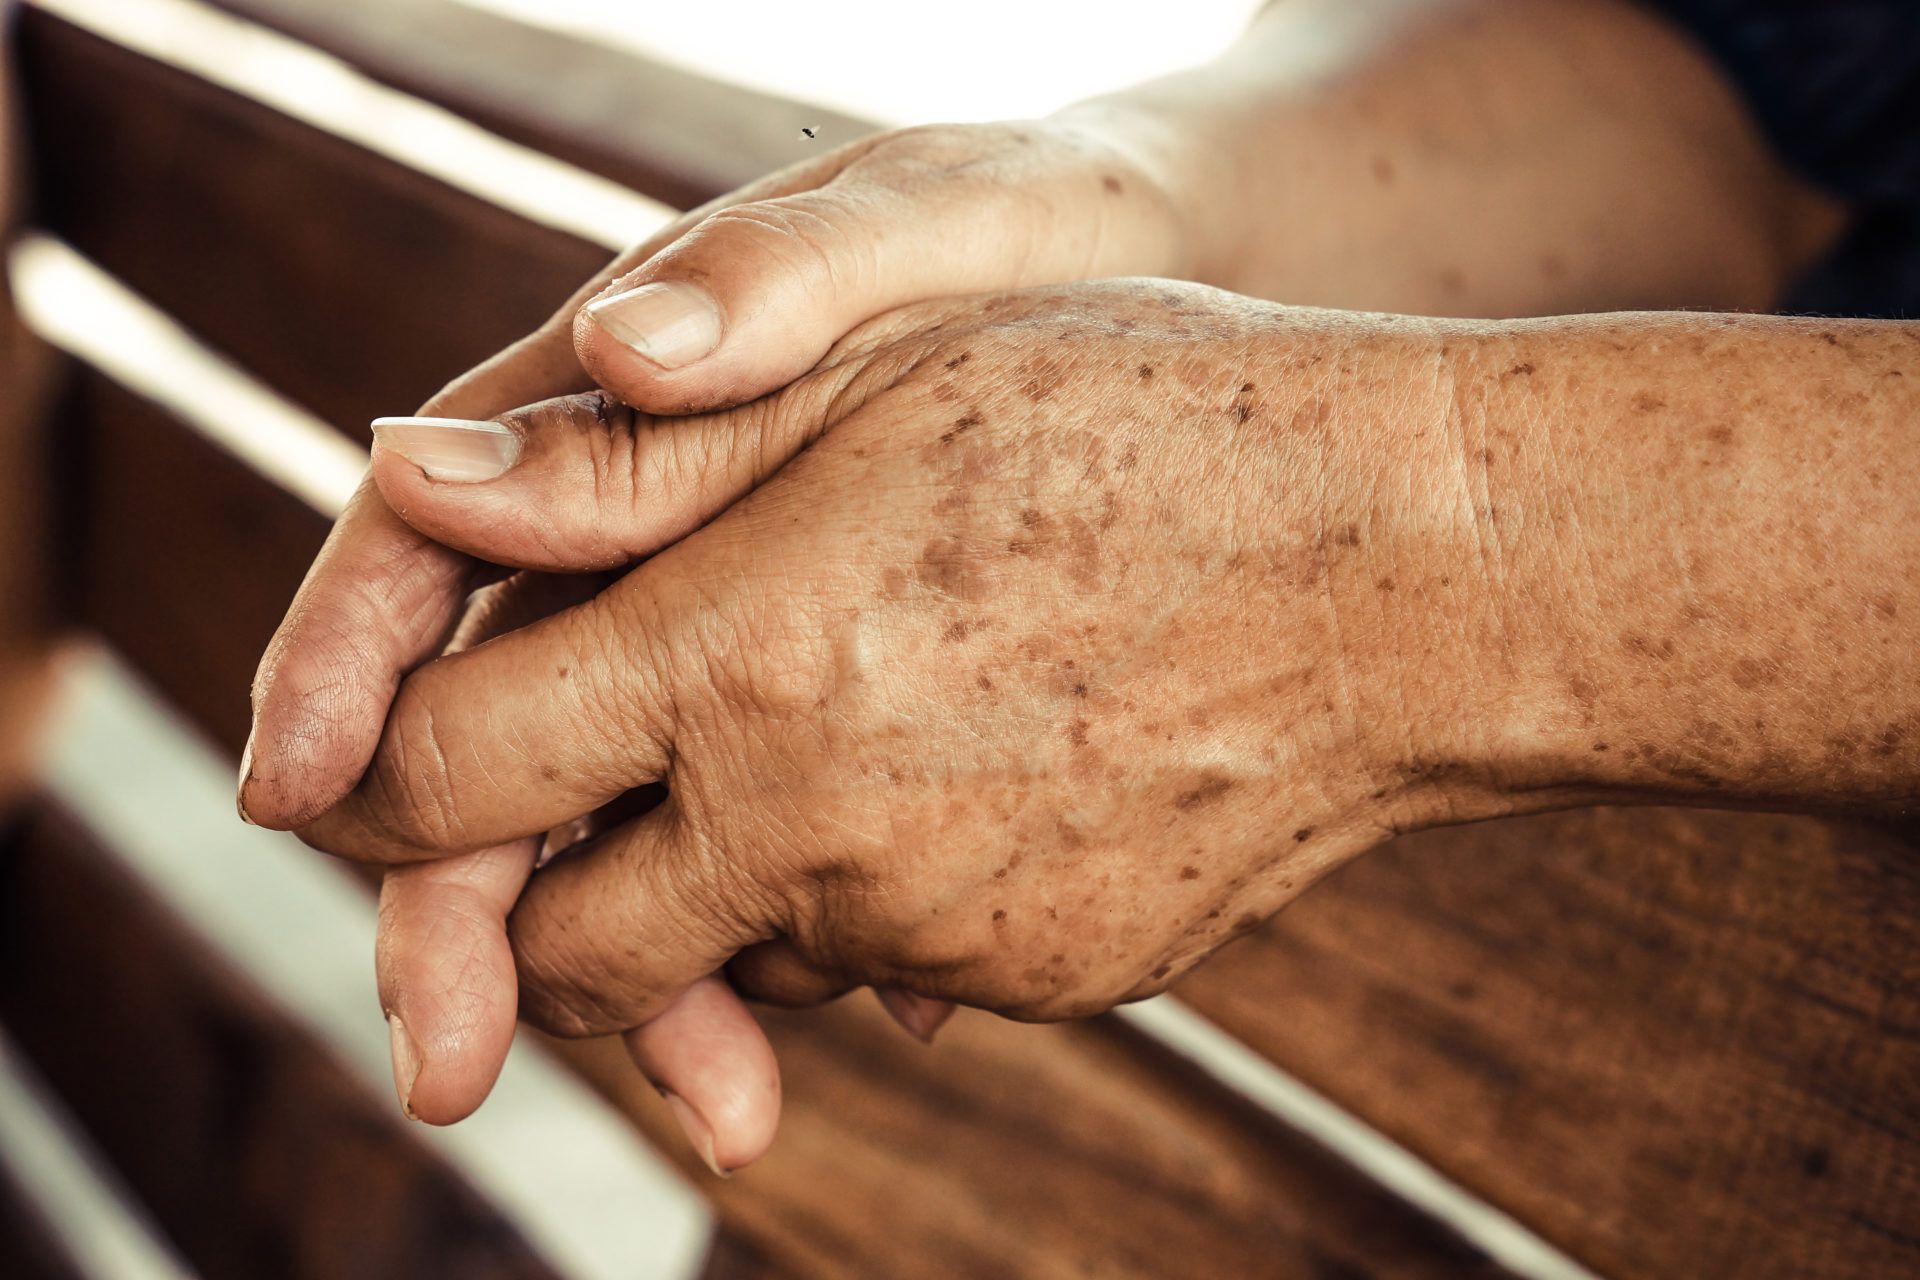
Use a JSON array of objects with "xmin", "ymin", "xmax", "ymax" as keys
[{"xmin": 241, "ymin": 0, "xmax": 1886, "ymax": 1169}]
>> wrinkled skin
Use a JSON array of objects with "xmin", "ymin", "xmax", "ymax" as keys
[{"xmin": 303, "ymin": 280, "xmax": 1482, "ymax": 1033}]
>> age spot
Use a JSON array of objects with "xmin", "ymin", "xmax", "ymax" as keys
[
  {"xmin": 1101, "ymin": 174, "xmax": 1124, "ymax": 195},
  {"xmin": 1173, "ymin": 776, "xmax": 1235, "ymax": 810},
  {"xmin": 941, "ymin": 410, "xmax": 984, "ymax": 444},
  {"xmin": 1179, "ymin": 865, "xmax": 1201, "ymax": 881}
]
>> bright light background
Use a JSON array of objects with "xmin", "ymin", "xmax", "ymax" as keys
[{"xmin": 457, "ymin": 0, "xmax": 1264, "ymax": 125}]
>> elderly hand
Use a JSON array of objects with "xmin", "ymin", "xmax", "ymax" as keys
[
  {"xmin": 242, "ymin": 117, "xmax": 1191, "ymax": 1167},
  {"xmin": 298, "ymin": 279, "xmax": 1494, "ymax": 1042}
]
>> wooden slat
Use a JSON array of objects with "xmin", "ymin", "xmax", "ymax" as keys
[
  {"xmin": 17, "ymin": 5, "xmax": 613, "ymax": 437},
  {"xmin": 0, "ymin": 804, "xmax": 562, "ymax": 1280},
  {"xmin": 199, "ymin": 0, "xmax": 877, "ymax": 209},
  {"xmin": 1178, "ymin": 808, "xmax": 1920, "ymax": 1279}
]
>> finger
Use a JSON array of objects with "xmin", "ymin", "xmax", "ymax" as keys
[
  {"xmin": 872, "ymin": 990, "xmax": 957, "ymax": 1045},
  {"xmin": 570, "ymin": 124, "xmax": 1182, "ymax": 417},
  {"xmin": 377, "ymin": 840, "xmax": 534, "ymax": 1124},
  {"xmin": 365, "ymin": 343, "xmax": 901, "ymax": 572},
  {"xmin": 297, "ymin": 567, "xmax": 679, "ymax": 860},
  {"xmin": 727, "ymin": 944, "xmax": 955, "ymax": 1044},
  {"xmin": 624, "ymin": 976, "xmax": 781, "ymax": 1177},
  {"xmin": 726, "ymin": 941, "xmax": 856, "ymax": 1008},
  {"xmin": 511, "ymin": 802, "xmax": 771, "ymax": 1038},
  {"xmin": 372, "ymin": 569, "xmax": 614, "ymax": 1123}
]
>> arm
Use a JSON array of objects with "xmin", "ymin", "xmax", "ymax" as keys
[
  {"xmin": 1437, "ymin": 312, "xmax": 1918, "ymax": 819},
  {"xmin": 1082, "ymin": 0, "xmax": 1845, "ymax": 315}
]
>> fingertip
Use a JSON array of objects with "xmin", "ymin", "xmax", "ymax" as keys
[{"xmin": 626, "ymin": 977, "xmax": 782, "ymax": 1175}]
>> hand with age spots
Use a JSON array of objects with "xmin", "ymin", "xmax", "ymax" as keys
[
  {"xmin": 309, "ymin": 287, "xmax": 1917, "ymax": 1138},
  {"xmin": 243, "ymin": 112, "xmax": 1191, "ymax": 1170},
  {"xmin": 302, "ymin": 279, "xmax": 1474, "ymax": 1037}
]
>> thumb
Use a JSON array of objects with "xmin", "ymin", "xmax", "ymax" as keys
[{"xmin": 570, "ymin": 122, "xmax": 1182, "ymax": 416}]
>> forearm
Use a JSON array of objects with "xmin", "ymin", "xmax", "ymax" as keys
[
  {"xmin": 1437, "ymin": 314, "xmax": 1919, "ymax": 818},
  {"xmin": 1065, "ymin": 0, "xmax": 1843, "ymax": 317}
]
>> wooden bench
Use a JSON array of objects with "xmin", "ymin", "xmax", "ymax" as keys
[{"xmin": 2, "ymin": 0, "xmax": 1915, "ymax": 1275}]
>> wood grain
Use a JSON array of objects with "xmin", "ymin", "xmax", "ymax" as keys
[{"xmin": 1179, "ymin": 807, "xmax": 1920, "ymax": 1278}]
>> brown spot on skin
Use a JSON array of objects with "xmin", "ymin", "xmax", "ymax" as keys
[
  {"xmin": 917, "ymin": 536, "xmax": 989, "ymax": 601},
  {"xmin": 1507, "ymin": 362, "xmax": 1535, "ymax": 377},
  {"xmin": 1137, "ymin": 363, "xmax": 1154, "ymax": 381},
  {"xmin": 1821, "ymin": 331, "xmax": 1839, "ymax": 346},
  {"xmin": 1101, "ymin": 174, "xmax": 1124, "ymax": 195},
  {"xmin": 1067, "ymin": 718, "xmax": 1090, "ymax": 747},
  {"xmin": 1150, "ymin": 964, "xmax": 1173, "ymax": 981},
  {"xmin": 881, "ymin": 567, "xmax": 909, "ymax": 598},
  {"xmin": 1174, "ymin": 776, "xmax": 1235, "ymax": 810},
  {"xmin": 943, "ymin": 352, "xmax": 971, "ymax": 370},
  {"xmin": 1632, "ymin": 392, "xmax": 1666, "ymax": 413},
  {"xmin": 1592, "ymin": 742, "xmax": 1609, "ymax": 752},
  {"xmin": 1233, "ymin": 402, "xmax": 1253, "ymax": 423},
  {"xmin": 993, "ymin": 865, "xmax": 1008, "ymax": 880},
  {"xmin": 1706, "ymin": 423, "xmax": 1734, "ymax": 446},
  {"xmin": 1875, "ymin": 596, "xmax": 1899, "ymax": 620},
  {"xmin": 1239, "ymin": 382, "xmax": 1256, "ymax": 394},
  {"xmin": 555, "ymin": 667, "xmax": 570, "ymax": 678},
  {"xmin": 940, "ymin": 410, "xmax": 984, "ymax": 444},
  {"xmin": 1287, "ymin": 398, "xmax": 1331, "ymax": 433},
  {"xmin": 1021, "ymin": 354, "xmax": 1066, "ymax": 402},
  {"xmin": 1179, "ymin": 866, "xmax": 1202, "ymax": 881},
  {"xmin": 1622, "ymin": 631, "xmax": 1677, "ymax": 661},
  {"xmin": 1071, "ymin": 682, "xmax": 1089, "ymax": 699},
  {"xmin": 539, "ymin": 765, "xmax": 560, "ymax": 782},
  {"xmin": 991, "ymin": 909, "xmax": 1008, "ymax": 925},
  {"xmin": 1370, "ymin": 155, "xmax": 1395, "ymax": 185},
  {"xmin": 976, "ymin": 673, "xmax": 994, "ymax": 691},
  {"xmin": 1729, "ymin": 657, "xmax": 1776, "ymax": 689},
  {"xmin": 1375, "ymin": 577, "xmax": 1396, "ymax": 592},
  {"xmin": 1334, "ymin": 523, "xmax": 1361, "ymax": 548},
  {"xmin": 1118, "ymin": 445, "xmax": 1140, "ymax": 470},
  {"xmin": 1293, "ymin": 827, "xmax": 1314, "ymax": 842},
  {"xmin": 943, "ymin": 620, "xmax": 972, "ymax": 643}
]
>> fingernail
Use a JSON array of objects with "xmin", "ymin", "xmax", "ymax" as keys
[
  {"xmin": 662, "ymin": 1091, "xmax": 729, "ymax": 1177},
  {"xmin": 583, "ymin": 281, "xmax": 723, "ymax": 370},
  {"xmin": 371, "ymin": 416, "xmax": 520, "ymax": 482},
  {"xmin": 235, "ymin": 734, "xmax": 258, "ymax": 826},
  {"xmin": 875, "ymin": 988, "xmax": 954, "ymax": 1045},
  {"xmin": 387, "ymin": 1012, "xmax": 422, "ymax": 1120}
]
